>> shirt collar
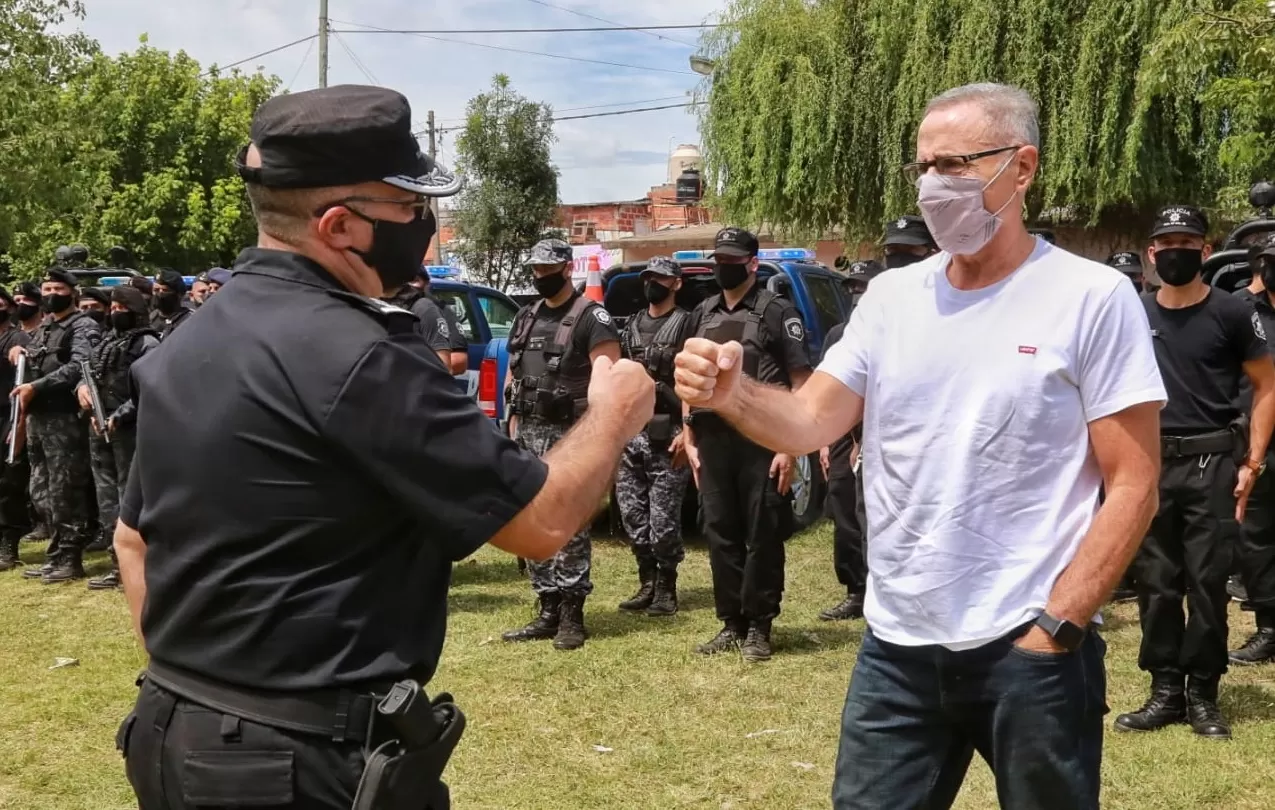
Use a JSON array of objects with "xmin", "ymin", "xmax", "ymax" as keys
[
  {"xmin": 714, "ymin": 279, "xmax": 761, "ymax": 313},
  {"xmin": 232, "ymin": 248, "xmax": 346, "ymax": 292}
]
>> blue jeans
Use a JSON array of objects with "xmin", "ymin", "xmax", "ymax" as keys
[{"xmin": 833, "ymin": 626, "xmax": 1107, "ymax": 809}]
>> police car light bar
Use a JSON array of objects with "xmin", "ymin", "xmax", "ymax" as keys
[
  {"xmin": 672, "ymin": 248, "xmax": 815, "ymax": 262},
  {"xmin": 425, "ymin": 265, "xmax": 460, "ymax": 278},
  {"xmin": 672, "ymin": 250, "xmax": 710, "ymax": 261}
]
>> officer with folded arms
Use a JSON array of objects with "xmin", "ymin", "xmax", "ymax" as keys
[
  {"xmin": 112, "ymin": 85, "xmax": 653, "ymax": 810},
  {"xmin": 1115, "ymin": 206, "xmax": 1275, "ymax": 739}
]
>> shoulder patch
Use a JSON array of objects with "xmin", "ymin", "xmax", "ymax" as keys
[
  {"xmin": 594, "ymin": 308, "xmax": 612, "ymax": 325},
  {"xmin": 437, "ymin": 317, "xmax": 450, "ymax": 338},
  {"xmin": 784, "ymin": 317, "xmax": 805, "ymax": 341},
  {"xmin": 1253, "ymin": 311, "xmax": 1267, "ymax": 342}
]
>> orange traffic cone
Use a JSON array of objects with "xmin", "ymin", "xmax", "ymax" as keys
[{"xmin": 584, "ymin": 255, "xmax": 604, "ymax": 302}]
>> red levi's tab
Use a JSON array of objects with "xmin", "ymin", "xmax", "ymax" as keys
[{"xmin": 1018, "ymin": 346, "xmax": 1038, "ymax": 355}]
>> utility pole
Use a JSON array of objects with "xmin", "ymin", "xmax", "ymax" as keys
[
  {"xmin": 427, "ymin": 110, "xmax": 447, "ymax": 263},
  {"xmin": 318, "ymin": 0, "xmax": 329, "ymax": 88}
]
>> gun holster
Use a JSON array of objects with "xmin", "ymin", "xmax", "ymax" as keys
[
  {"xmin": 1230, "ymin": 414, "xmax": 1251, "ymax": 465},
  {"xmin": 352, "ymin": 682, "xmax": 466, "ymax": 810}
]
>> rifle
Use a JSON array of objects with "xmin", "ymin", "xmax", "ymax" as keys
[
  {"xmin": 79, "ymin": 360, "xmax": 111, "ymax": 444},
  {"xmin": 7, "ymin": 353, "xmax": 24, "ymax": 463}
]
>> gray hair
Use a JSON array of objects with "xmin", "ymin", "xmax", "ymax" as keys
[{"xmin": 923, "ymin": 83, "xmax": 1040, "ymax": 149}]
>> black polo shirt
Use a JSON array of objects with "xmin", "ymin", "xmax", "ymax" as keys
[
  {"xmin": 686, "ymin": 280, "xmax": 811, "ymax": 388},
  {"xmin": 120, "ymin": 248, "xmax": 547, "ymax": 691}
]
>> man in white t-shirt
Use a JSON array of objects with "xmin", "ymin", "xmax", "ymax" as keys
[{"xmin": 674, "ymin": 83, "xmax": 1165, "ymax": 810}]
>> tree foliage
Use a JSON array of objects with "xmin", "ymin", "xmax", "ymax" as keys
[
  {"xmin": 698, "ymin": 0, "xmax": 1273, "ymax": 241},
  {"xmin": 1, "ymin": 4, "xmax": 277, "ymax": 278},
  {"xmin": 451, "ymin": 74, "xmax": 559, "ymax": 292}
]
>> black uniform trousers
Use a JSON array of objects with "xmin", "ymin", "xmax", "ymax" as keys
[
  {"xmin": 826, "ymin": 449, "xmax": 866, "ymax": 596},
  {"xmin": 0, "ymin": 448, "xmax": 32, "ymax": 541},
  {"xmin": 1237, "ymin": 449, "xmax": 1275, "ymax": 627},
  {"xmin": 1134, "ymin": 452, "xmax": 1237, "ymax": 680},
  {"xmin": 695, "ymin": 415, "xmax": 789, "ymax": 624}
]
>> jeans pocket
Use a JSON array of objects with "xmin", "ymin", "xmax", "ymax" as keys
[{"xmin": 1007, "ymin": 644, "xmax": 1075, "ymax": 663}]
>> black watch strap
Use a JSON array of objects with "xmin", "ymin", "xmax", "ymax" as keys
[{"xmin": 1034, "ymin": 612, "xmax": 1086, "ymax": 651}]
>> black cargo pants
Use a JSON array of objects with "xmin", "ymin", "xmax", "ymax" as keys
[
  {"xmin": 826, "ymin": 444, "xmax": 866, "ymax": 596},
  {"xmin": 1237, "ymin": 449, "xmax": 1275, "ymax": 627},
  {"xmin": 1134, "ymin": 451, "xmax": 1238, "ymax": 681},
  {"xmin": 695, "ymin": 415, "xmax": 790, "ymax": 624}
]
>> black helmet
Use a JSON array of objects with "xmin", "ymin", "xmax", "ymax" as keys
[
  {"xmin": 54, "ymin": 245, "xmax": 72, "ymax": 264},
  {"xmin": 107, "ymin": 245, "xmax": 133, "ymax": 269},
  {"xmin": 68, "ymin": 244, "xmax": 90, "ymax": 265}
]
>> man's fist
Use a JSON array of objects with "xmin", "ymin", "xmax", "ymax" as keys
[
  {"xmin": 675, "ymin": 338, "xmax": 744, "ymax": 412},
  {"xmin": 588, "ymin": 356, "xmax": 656, "ymax": 441}
]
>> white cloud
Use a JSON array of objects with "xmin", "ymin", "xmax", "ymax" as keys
[{"xmin": 76, "ymin": 0, "xmax": 723, "ymax": 202}]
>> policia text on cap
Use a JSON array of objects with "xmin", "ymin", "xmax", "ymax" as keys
[{"xmin": 110, "ymin": 85, "xmax": 655, "ymax": 810}]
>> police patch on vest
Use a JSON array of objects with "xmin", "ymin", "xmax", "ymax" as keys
[
  {"xmin": 1253, "ymin": 311, "xmax": 1267, "ymax": 342},
  {"xmin": 438, "ymin": 318, "xmax": 450, "ymax": 339},
  {"xmin": 784, "ymin": 318, "xmax": 805, "ymax": 341},
  {"xmin": 594, "ymin": 308, "xmax": 612, "ymax": 325}
]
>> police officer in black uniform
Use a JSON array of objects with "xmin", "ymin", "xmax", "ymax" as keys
[
  {"xmin": 501, "ymin": 238, "xmax": 621, "ymax": 651},
  {"xmin": 615, "ymin": 256, "xmax": 693, "ymax": 616},
  {"xmin": 112, "ymin": 84, "xmax": 653, "ymax": 810},
  {"xmin": 414, "ymin": 270, "xmax": 469, "ymax": 374},
  {"xmin": 9, "ymin": 268, "xmax": 101, "ymax": 583},
  {"xmin": 153, "ymin": 269, "xmax": 194, "ymax": 337},
  {"xmin": 79, "ymin": 286, "xmax": 110, "ymax": 326},
  {"xmin": 386, "ymin": 273, "xmax": 453, "ymax": 368},
  {"xmin": 682, "ymin": 227, "xmax": 813, "ymax": 661},
  {"xmin": 1115, "ymin": 206, "xmax": 1275, "ymax": 740},
  {"xmin": 1108, "ymin": 251, "xmax": 1145, "ymax": 292},
  {"xmin": 882, "ymin": 214, "xmax": 938, "ymax": 269},
  {"xmin": 0, "ymin": 286, "xmax": 32, "ymax": 570},
  {"xmin": 1229, "ymin": 233, "xmax": 1275, "ymax": 665}
]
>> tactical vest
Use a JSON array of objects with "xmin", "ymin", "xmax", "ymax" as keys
[
  {"xmin": 696, "ymin": 289, "xmax": 789, "ymax": 386},
  {"xmin": 508, "ymin": 296, "xmax": 595, "ymax": 424},
  {"xmin": 28, "ymin": 311, "xmax": 91, "ymax": 380},
  {"xmin": 90, "ymin": 328, "xmax": 161, "ymax": 410},
  {"xmin": 624, "ymin": 308, "xmax": 688, "ymax": 424}
]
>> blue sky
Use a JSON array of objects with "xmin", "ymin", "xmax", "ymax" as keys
[{"xmin": 77, "ymin": 0, "xmax": 724, "ymax": 203}]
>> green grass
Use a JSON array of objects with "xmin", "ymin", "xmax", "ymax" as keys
[{"xmin": 2, "ymin": 525, "xmax": 1275, "ymax": 809}]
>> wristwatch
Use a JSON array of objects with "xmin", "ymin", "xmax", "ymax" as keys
[
  {"xmin": 1034, "ymin": 612, "xmax": 1087, "ymax": 652},
  {"xmin": 1243, "ymin": 457, "xmax": 1267, "ymax": 477}
]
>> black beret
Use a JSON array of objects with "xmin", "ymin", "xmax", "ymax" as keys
[
  {"xmin": 129, "ymin": 276, "xmax": 153, "ymax": 296},
  {"xmin": 44, "ymin": 268, "xmax": 78, "ymax": 288},
  {"xmin": 237, "ymin": 85, "xmax": 462, "ymax": 197},
  {"xmin": 110, "ymin": 285, "xmax": 149, "ymax": 316},
  {"xmin": 16, "ymin": 282, "xmax": 40, "ymax": 301},
  {"xmin": 156, "ymin": 269, "xmax": 187, "ymax": 295},
  {"xmin": 81, "ymin": 287, "xmax": 110, "ymax": 307}
]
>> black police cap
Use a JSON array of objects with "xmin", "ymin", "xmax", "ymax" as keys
[
  {"xmin": 884, "ymin": 216, "xmax": 936, "ymax": 248},
  {"xmin": 1106, "ymin": 252, "xmax": 1142, "ymax": 270},
  {"xmin": 237, "ymin": 85, "xmax": 463, "ymax": 198},
  {"xmin": 156, "ymin": 268, "xmax": 187, "ymax": 295},
  {"xmin": 711, "ymin": 227, "xmax": 760, "ymax": 259},
  {"xmin": 848, "ymin": 260, "xmax": 886, "ymax": 280},
  {"xmin": 44, "ymin": 268, "xmax": 77, "ymax": 288},
  {"xmin": 81, "ymin": 286, "xmax": 110, "ymax": 307},
  {"xmin": 1150, "ymin": 205, "xmax": 1209, "ymax": 239}
]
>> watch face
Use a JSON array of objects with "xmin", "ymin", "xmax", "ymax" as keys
[{"xmin": 1055, "ymin": 620, "xmax": 1087, "ymax": 651}]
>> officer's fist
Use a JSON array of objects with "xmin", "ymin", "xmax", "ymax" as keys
[
  {"xmin": 588, "ymin": 356, "xmax": 655, "ymax": 441},
  {"xmin": 675, "ymin": 338, "xmax": 743, "ymax": 412}
]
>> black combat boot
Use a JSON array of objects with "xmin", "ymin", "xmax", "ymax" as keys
[
  {"xmin": 43, "ymin": 550, "xmax": 86, "ymax": 583},
  {"xmin": 87, "ymin": 567, "xmax": 122, "ymax": 591},
  {"xmin": 1186, "ymin": 677, "xmax": 1232, "ymax": 739},
  {"xmin": 1227, "ymin": 576, "xmax": 1249, "ymax": 603},
  {"xmin": 1114, "ymin": 673, "xmax": 1186, "ymax": 732},
  {"xmin": 22, "ymin": 525, "xmax": 48, "ymax": 543},
  {"xmin": 618, "ymin": 560, "xmax": 657, "ymax": 612},
  {"xmin": 0, "ymin": 534, "xmax": 20, "ymax": 571},
  {"xmin": 23, "ymin": 554, "xmax": 56, "ymax": 580},
  {"xmin": 553, "ymin": 593, "xmax": 587, "ymax": 651},
  {"xmin": 501, "ymin": 592, "xmax": 561, "ymax": 642},
  {"xmin": 1230, "ymin": 626, "xmax": 1275, "ymax": 666},
  {"xmin": 696, "ymin": 623, "xmax": 745, "ymax": 656},
  {"xmin": 741, "ymin": 620, "xmax": 774, "ymax": 663},
  {"xmin": 85, "ymin": 530, "xmax": 111, "ymax": 553},
  {"xmin": 646, "ymin": 566, "xmax": 679, "ymax": 616},
  {"xmin": 819, "ymin": 592, "xmax": 865, "ymax": 621}
]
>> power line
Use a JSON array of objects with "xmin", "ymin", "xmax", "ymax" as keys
[
  {"xmin": 331, "ymin": 18, "xmax": 694, "ymax": 76},
  {"xmin": 437, "ymin": 95, "xmax": 688, "ymax": 125},
  {"xmin": 329, "ymin": 24, "xmax": 715, "ymax": 34},
  {"xmin": 284, "ymin": 37, "xmax": 316, "ymax": 91},
  {"xmin": 330, "ymin": 30, "xmax": 381, "ymax": 85},
  {"xmin": 431, "ymin": 102, "xmax": 702, "ymax": 134},
  {"xmin": 200, "ymin": 34, "xmax": 318, "ymax": 77},
  {"xmin": 520, "ymin": 0, "xmax": 700, "ymax": 47}
]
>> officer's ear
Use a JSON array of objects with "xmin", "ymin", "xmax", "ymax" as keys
[
  {"xmin": 315, "ymin": 203, "xmax": 366, "ymax": 251},
  {"xmin": 672, "ymin": 278, "xmax": 684, "ymax": 293},
  {"xmin": 1202, "ymin": 243, "xmax": 1215, "ymax": 262}
]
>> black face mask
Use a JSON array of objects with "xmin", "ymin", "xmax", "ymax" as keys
[
  {"xmin": 1154, "ymin": 248, "xmax": 1203, "ymax": 287},
  {"xmin": 41, "ymin": 293, "xmax": 72, "ymax": 314},
  {"xmin": 156, "ymin": 291, "xmax": 182, "ymax": 315},
  {"xmin": 643, "ymin": 280, "xmax": 672, "ymax": 305},
  {"xmin": 82, "ymin": 309, "xmax": 105, "ymax": 325},
  {"xmin": 885, "ymin": 252, "xmax": 925, "ymax": 270},
  {"xmin": 533, "ymin": 270, "xmax": 569, "ymax": 300},
  {"xmin": 713, "ymin": 261, "xmax": 750, "ymax": 291},
  {"xmin": 348, "ymin": 206, "xmax": 437, "ymax": 292},
  {"xmin": 16, "ymin": 303, "xmax": 39, "ymax": 322},
  {"xmin": 111, "ymin": 312, "xmax": 137, "ymax": 332}
]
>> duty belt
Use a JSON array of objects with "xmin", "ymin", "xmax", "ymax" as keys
[
  {"xmin": 145, "ymin": 659, "xmax": 396, "ymax": 743},
  {"xmin": 1160, "ymin": 430, "xmax": 1234, "ymax": 460}
]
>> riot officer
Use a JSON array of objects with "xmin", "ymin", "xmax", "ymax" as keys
[
  {"xmin": 8, "ymin": 268, "xmax": 101, "ymax": 582},
  {"xmin": 78, "ymin": 286, "xmax": 160, "ymax": 590},
  {"xmin": 128, "ymin": 277, "xmax": 165, "ymax": 332},
  {"xmin": 78, "ymin": 287, "xmax": 110, "ymax": 326},
  {"xmin": 501, "ymin": 238, "xmax": 621, "ymax": 651},
  {"xmin": 882, "ymin": 215, "xmax": 939, "ymax": 269},
  {"xmin": 14, "ymin": 282, "xmax": 43, "ymax": 335},
  {"xmin": 1229, "ymin": 233, "xmax": 1275, "ymax": 665},
  {"xmin": 1115, "ymin": 206, "xmax": 1275, "ymax": 739},
  {"xmin": 153, "ymin": 269, "xmax": 194, "ymax": 337},
  {"xmin": 615, "ymin": 256, "xmax": 693, "ymax": 615},
  {"xmin": 1108, "ymin": 251, "xmax": 1145, "ymax": 292},
  {"xmin": 0, "ymin": 286, "xmax": 32, "ymax": 570},
  {"xmin": 682, "ymin": 227, "xmax": 813, "ymax": 661}
]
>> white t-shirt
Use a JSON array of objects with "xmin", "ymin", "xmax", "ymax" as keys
[{"xmin": 819, "ymin": 239, "xmax": 1166, "ymax": 649}]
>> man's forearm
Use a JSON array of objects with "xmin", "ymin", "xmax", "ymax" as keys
[
  {"xmin": 1248, "ymin": 382, "xmax": 1275, "ymax": 461},
  {"xmin": 1045, "ymin": 479, "xmax": 1157, "ymax": 626},
  {"xmin": 720, "ymin": 376, "xmax": 841, "ymax": 458},
  {"xmin": 114, "ymin": 521, "xmax": 147, "ymax": 643}
]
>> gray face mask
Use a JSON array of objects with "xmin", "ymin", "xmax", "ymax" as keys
[{"xmin": 915, "ymin": 152, "xmax": 1019, "ymax": 256}]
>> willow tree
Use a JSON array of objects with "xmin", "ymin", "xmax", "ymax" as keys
[{"xmin": 697, "ymin": 0, "xmax": 1268, "ymax": 242}]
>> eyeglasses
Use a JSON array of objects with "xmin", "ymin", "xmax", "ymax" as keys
[
  {"xmin": 901, "ymin": 146, "xmax": 1022, "ymax": 185},
  {"xmin": 314, "ymin": 196, "xmax": 431, "ymax": 218}
]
